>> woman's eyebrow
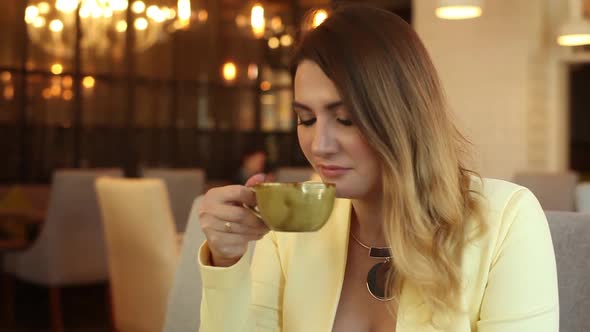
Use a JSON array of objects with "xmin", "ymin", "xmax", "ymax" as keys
[
  {"xmin": 292, "ymin": 101, "xmax": 311, "ymax": 111},
  {"xmin": 325, "ymin": 101, "xmax": 343, "ymax": 111},
  {"xmin": 292, "ymin": 100, "xmax": 343, "ymax": 111}
]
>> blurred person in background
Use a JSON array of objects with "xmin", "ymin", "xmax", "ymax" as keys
[{"xmin": 233, "ymin": 146, "xmax": 275, "ymax": 185}]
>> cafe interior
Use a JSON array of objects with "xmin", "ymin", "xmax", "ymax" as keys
[{"xmin": 0, "ymin": 0, "xmax": 589, "ymax": 331}]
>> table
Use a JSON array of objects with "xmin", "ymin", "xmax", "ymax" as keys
[{"xmin": 0, "ymin": 209, "xmax": 44, "ymax": 328}]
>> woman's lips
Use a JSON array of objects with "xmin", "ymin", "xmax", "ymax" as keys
[{"xmin": 318, "ymin": 165, "xmax": 351, "ymax": 178}]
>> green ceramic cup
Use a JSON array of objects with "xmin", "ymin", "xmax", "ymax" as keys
[{"xmin": 246, "ymin": 182, "xmax": 336, "ymax": 232}]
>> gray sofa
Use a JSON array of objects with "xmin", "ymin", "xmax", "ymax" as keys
[
  {"xmin": 545, "ymin": 211, "xmax": 590, "ymax": 332},
  {"xmin": 164, "ymin": 204, "xmax": 590, "ymax": 332},
  {"xmin": 163, "ymin": 196, "xmax": 206, "ymax": 332}
]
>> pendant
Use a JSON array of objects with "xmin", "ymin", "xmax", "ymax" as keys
[
  {"xmin": 369, "ymin": 246, "xmax": 392, "ymax": 258},
  {"xmin": 366, "ymin": 259, "xmax": 395, "ymax": 301}
]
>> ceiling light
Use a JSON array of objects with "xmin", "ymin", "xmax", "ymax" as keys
[
  {"xmin": 436, "ymin": 0, "xmax": 482, "ymax": 20},
  {"xmin": 557, "ymin": 0, "xmax": 590, "ymax": 46}
]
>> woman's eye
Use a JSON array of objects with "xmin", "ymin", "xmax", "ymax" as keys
[
  {"xmin": 337, "ymin": 118, "xmax": 353, "ymax": 126},
  {"xmin": 297, "ymin": 118, "xmax": 316, "ymax": 127}
]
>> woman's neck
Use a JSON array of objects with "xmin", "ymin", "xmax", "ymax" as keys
[{"xmin": 351, "ymin": 193, "xmax": 387, "ymax": 248}]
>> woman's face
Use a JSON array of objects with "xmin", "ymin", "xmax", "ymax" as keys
[{"xmin": 294, "ymin": 60, "xmax": 381, "ymax": 199}]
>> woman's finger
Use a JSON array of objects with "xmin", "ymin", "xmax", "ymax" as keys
[
  {"xmin": 205, "ymin": 218, "xmax": 268, "ymax": 236},
  {"xmin": 207, "ymin": 185, "xmax": 257, "ymax": 208},
  {"xmin": 245, "ymin": 173, "xmax": 266, "ymax": 187},
  {"xmin": 214, "ymin": 204, "xmax": 267, "ymax": 229},
  {"xmin": 200, "ymin": 201, "xmax": 267, "ymax": 228}
]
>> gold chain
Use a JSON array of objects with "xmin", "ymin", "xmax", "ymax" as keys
[
  {"xmin": 349, "ymin": 229, "xmax": 392, "ymax": 259},
  {"xmin": 349, "ymin": 229, "xmax": 372, "ymax": 250}
]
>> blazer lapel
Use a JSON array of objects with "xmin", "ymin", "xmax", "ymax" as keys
[{"xmin": 282, "ymin": 198, "xmax": 351, "ymax": 332}]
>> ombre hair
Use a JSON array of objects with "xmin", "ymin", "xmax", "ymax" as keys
[{"xmin": 291, "ymin": 3, "xmax": 485, "ymax": 321}]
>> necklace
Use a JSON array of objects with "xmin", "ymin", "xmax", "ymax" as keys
[
  {"xmin": 349, "ymin": 229, "xmax": 395, "ymax": 301},
  {"xmin": 349, "ymin": 230, "xmax": 392, "ymax": 259}
]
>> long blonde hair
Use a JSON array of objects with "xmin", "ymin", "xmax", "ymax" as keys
[{"xmin": 291, "ymin": 3, "xmax": 485, "ymax": 320}]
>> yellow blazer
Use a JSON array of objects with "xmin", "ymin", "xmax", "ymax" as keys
[{"xmin": 198, "ymin": 178, "xmax": 559, "ymax": 331}]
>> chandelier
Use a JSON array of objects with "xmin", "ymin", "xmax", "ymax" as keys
[
  {"xmin": 220, "ymin": 4, "xmax": 328, "ymax": 84},
  {"xmin": 234, "ymin": 3, "xmax": 327, "ymax": 50},
  {"xmin": 24, "ymin": 0, "xmax": 199, "ymax": 59}
]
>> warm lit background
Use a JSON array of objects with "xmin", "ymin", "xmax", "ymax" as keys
[{"xmin": 0, "ymin": 1, "xmax": 589, "ymax": 331}]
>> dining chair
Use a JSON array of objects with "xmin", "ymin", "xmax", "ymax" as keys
[
  {"xmin": 141, "ymin": 168, "xmax": 206, "ymax": 232},
  {"xmin": 96, "ymin": 177, "xmax": 180, "ymax": 332},
  {"xmin": 3, "ymin": 168, "xmax": 123, "ymax": 332}
]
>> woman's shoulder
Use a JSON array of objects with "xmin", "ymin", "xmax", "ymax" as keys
[
  {"xmin": 469, "ymin": 176, "xmax": 546, "ymax": 243},
  {"xmin": 470, "ymin": 176, "xmax": 539, "ymax": 214}
]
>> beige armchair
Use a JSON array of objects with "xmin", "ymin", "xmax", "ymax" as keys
[
  {"xmin": 96, "ymin": 177, "xmax": 180, "ymax": 332},
  {"xmin": 141, "ymin": 168, "xmax": 206, "ymax": 232},
  {"xmin": 3, "ymin": 168, "xmax": 123, "ymax": 332}
]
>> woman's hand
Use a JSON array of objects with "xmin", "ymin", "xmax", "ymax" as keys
[{"xmin": 199, "ymin": 173, "xmax": 269, "ymax": 267}]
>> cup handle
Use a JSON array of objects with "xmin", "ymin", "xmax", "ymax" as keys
[
  {"xmin": 243, "ymin": 186, "xmax": 262, "ymax": 219},
  {"xmin": 243, "ymin": 203, "xmax": 262, "ymax": 219}
]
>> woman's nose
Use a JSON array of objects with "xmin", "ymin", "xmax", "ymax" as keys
[{"xmin": 311, "ymin": 122, "xmax": 338, "ymax": 157}]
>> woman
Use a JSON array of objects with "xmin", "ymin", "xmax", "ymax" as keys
[{"xmin": 197, "ymin": 4, "xmax": 558, "ymax": 331}]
